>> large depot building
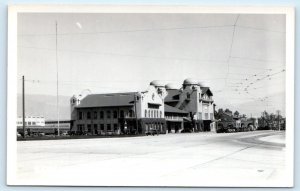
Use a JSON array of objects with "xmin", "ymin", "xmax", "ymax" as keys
[{"xmin": 70, "ymin": 78, "xmax": 215, "ymax": 135}]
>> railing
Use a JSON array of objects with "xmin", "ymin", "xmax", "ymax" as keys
[
  {"xmin": 165, "ymin": 116, "xmax": 183, "ymax": 121},
  {"xmin": 199, "ymin": 98, "xmax": 213, "ymax": 102}
]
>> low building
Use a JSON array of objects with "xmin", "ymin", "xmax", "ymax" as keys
[
  {"xmin": 16, "ymin": 116, "xmax": 45, "ymax": 127},
  {"xmin": 70, "ymin": 85, "xmax": 166, "ymax": 135}
]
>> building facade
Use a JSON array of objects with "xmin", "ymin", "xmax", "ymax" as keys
[
  {"xmin": 70, "ymin": 85, "xmax": 166, "ymax": 135},
  {"xmin": 16, "ymin": 116, "xmax": 45, "ymax": 127},
  {"xmin": 70, "ymin": 78, "xmax": 215, "ymax": 135},
  {"xmin": 164, "ymin": 78, "xmax": 215, "ymax": 132}
]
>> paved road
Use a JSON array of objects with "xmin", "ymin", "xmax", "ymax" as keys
[{"xmin": 15, "ymin": 130, "xmax": 288, "ymax": 187}]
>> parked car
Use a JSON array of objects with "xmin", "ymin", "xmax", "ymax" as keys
[
  {"xmin": 61, "ymin": 132, "xmax": 69, "ymax": 136},
  {"xmin": 146, "ymin": 129, "xmax": 159, "ymax": 136}
]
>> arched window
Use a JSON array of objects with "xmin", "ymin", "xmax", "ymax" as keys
[{"xmin": 145, "ymin": 110, "xmax": 147, "ymax": 118}]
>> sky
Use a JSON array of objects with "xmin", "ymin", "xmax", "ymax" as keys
[{"xmin": 17, "ymin": 13, "xmax": 286, "ymax": 117}]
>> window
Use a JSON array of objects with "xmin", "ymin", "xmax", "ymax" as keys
[
  {"xmin": 107, "ymin": 111, "xmax": 111, "ymax": 119},
  {"xmin": 87, "ymin": 112, "xmax": 91, "ymax": 119},
  {"xmin": 148, "ymin": 111, "xmax": 151, "ymax": 118},
  {"xmin": 78, "ymin": 111, "xmax": 83, "ymax": 120},
  {"xmin": 160, "ymin": 111, "xmax": 162, "ymax": 118},
  {"xmin": 107, "ymin": 124, "xmax": 111, "ymax": 131},
  {"xmin": 28, "ymin": 122, "xmax": 32, "ymax": 125},
  {"xmin": 94, "ymin": 124, "xmax": 98, "ymax": 134},
  {"xmin": 32, "ymin": 122, "xmax": 36, "ymax": 125},
  {"xmin": 151, "ymin": 110, "xmax": 154, "ymax": 118},
  {"xmin": 120, "ymin": 110, "xmax": 124, "ymax": 118},
  {"xmin": 113, "ymin": 111, "xmax": 118, "ymax": 118},
  {"xmin": 205, "ymin": 113, "xmax": 209, "ymax": 120},
  {"xmin": 100, "ymin": 124, "xmax": 104, "ymax": 131},
  {"xmin": 145, "ymin": 110, "xmax": 147, "ymax": 118},
  {"xmin": 94, "ymin": 111, "xmax": 97, "ymax": 119},
  {"xmin": 87, "ymin": 124, "xmax": 91, "ymax": 132},
  {"xmin": 100, "ymin": 111, "xmax": 104, "ymax": 119},
  {"xmin": 114, "ymin": 124, "xmax": 118, "ymax": 131},
  {"xmin": 129, "ymin": 110, "xmax": 134, "ymax": 117},
  {"xmin": 77, "ymin": 124, "xmax": 84, "ymax": 132},
  {"xmin": 187, "ymin": 92, "xmax": 190, "ymax": 99}
]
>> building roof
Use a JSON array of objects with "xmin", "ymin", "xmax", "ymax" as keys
[
  {"xmin": 76, "ymin": 93, "xmax": 136, "ymax": 108},
  {"xmin": 164, "ymin": 104, "xmax": 188, "ymax": 114},
  {"xmin": 165, "ymin": 83, "xmax": 178, "ymax": 90},
  {"xmin": 201, "ymin": 87, "xmax": 213, "ymax": 96},
  {"xmin": 183, "ymin": 78, "xmax": 200, "ymax": 86},
  {"xmin": 150, "ymin": 80, "xmax": 164, "ymax": 87},
  {"xmin": 165, "ymin": 89, "xmax": 181, "ymax": 102}
]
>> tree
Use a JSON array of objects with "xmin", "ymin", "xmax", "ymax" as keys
[{"xmin": 234, "ymin": 111, "xmax": 240, "ymax": 117}]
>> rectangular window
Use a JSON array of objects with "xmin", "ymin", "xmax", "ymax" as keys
[
  {"xmin": 100, "ymin": 111, "xmax": 104, "ymax": 119},
  {"xmin": 87, "ymin": 124, "xmax": 91, "ymax": 132},
  {"xmin": 113, "ymin": 111, "xmax": 118, "ymax": 118},
  {"xmin": 107, "ymin": 111, "xmax": 111, "ymax": 119},
  {"xmin": 94, "ymin": 111, "xmax": 97, "ymax": 119},
  {"xmin": 87, "ymin": 112, "xmax": 91, "ymax": 119},
  {"xmin": 148, "ymin": 103, "xmax": 159, "ymax": 109},
  {"xmin": 94, "ymin": 124, "xmax": 98, "ymax": 134},
  {"xmin": 100, "ymin": 124, "xmax": 104, "ymax": 131},
  {"xmin": 107, "ymin": 124, "xmax": 111, "ymax": 131},
  {"xmin": 78, "ymin": 111, "xmax": 83, "ymax": 120},
  {"xmin": 114, "ymin": 124, "xmax": 118, "ymax": 131},
  {"xmin": 205, "ymin": 113, "xmax": 209, "ymax": 120}
]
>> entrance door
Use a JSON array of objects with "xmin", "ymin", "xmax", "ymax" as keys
[{"xmin": 203, "ymin": 120, "xmax": 211, "ymax": 131}]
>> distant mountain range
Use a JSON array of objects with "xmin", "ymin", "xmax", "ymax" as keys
[{"xmin": 17, "ymin": 94, "xmax": 71, "ymax": 120}]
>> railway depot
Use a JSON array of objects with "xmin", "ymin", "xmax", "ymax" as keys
[
  {"xmin": 69, "ymin": 78, "xmax": 218, "ymax": 135},
  {"xmin": 16, "ymin": 78, "xmax": 266, "ymax": 137}
]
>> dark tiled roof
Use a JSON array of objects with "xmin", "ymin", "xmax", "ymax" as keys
[
  {"xmin": 76, "ymin": 93, "xmax": 136, "ymax": 108},
  {"xmin": 164, "ymin": 104, "xmax": 188, "ymax": 114},
  {"xmin": 165, "ymin": 89, "xmax": 181, "ymax": 102},
  {"xmin": 201, "ymin": 87, "xmax": 213, "ymax": 96}
]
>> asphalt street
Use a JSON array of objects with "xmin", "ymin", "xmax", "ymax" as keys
[{"xmin": 15, "ymin": 130, "xmax": 287, "ymax": 187}]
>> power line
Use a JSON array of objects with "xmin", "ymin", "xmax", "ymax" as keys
[
  {"xmin": 18, "ymin": 45, "xmax": 228, "ymax": 63},
  {"xmin": 18, "ymin": 24, "xmax": 234, "ymax": 37},
  {"xmin": 225, "ymin": 15, "xmax": 239, "ymax": 88}
]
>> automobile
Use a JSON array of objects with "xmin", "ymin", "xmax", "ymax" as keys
[
  {"xmin": 38, "ymin": 132, "xmax": 45, "ymax": 136},
  {"xmin": 146, "ymin": 129, "xmax": 159, "ymax": 136},
  {"xmin": 61, "ymin": 132, "xmax": 69, "ymax": 136}
]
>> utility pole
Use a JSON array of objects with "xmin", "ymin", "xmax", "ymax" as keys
[
  {"xmin": 22, "ymin": 75, "xmax": 25, "ymax": 138},
  {"xmin": 56, "ymin": 21, "xmax": 60, "ymax": 136},
  {"xmin": 277, "ymin": 110, "xmax": 280, "ymax": 131},
  {"xmin": 134, "ymin": 93, "xmax": 139, "ymax": 134}
]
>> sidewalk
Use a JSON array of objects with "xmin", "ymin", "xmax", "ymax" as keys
[{"xmin": 258, "ymin": 132, "xmax": 285, "ymax": 144}]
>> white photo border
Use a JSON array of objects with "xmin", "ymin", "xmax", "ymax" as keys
[{"xmin": 7, "ymin": 5, "xmax": 295, "ymax": 187}]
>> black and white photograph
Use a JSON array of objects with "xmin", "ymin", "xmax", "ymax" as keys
[{"xmin": 7, "ymin": 5, "xmax": 294, "ymax": 187}]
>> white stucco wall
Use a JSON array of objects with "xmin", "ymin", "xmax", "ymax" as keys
[{"xmin": 136, "ymin": 86, "xmax": 164, "ymax": 119}]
